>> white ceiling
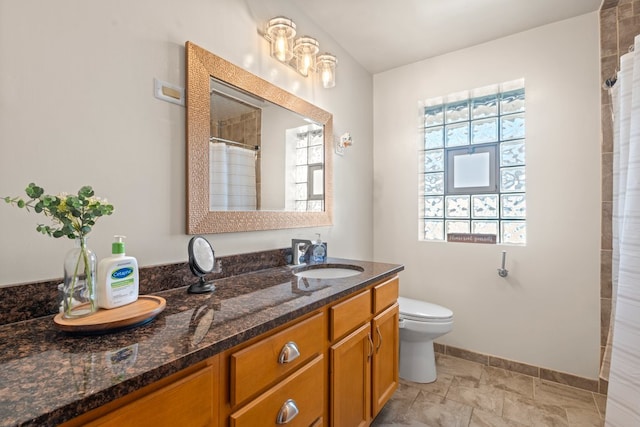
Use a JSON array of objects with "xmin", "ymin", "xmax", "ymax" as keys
[{"xmin": 289, "ymin": 0, "xmax": 603, "ymax": 74}]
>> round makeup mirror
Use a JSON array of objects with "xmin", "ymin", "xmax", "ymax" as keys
[{"xmin": 187, "ymin": 236, "xmax": 216, "ymax": 294}]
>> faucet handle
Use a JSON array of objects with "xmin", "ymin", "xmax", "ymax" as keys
[{"xmin": 291, "ymin": 239, "xmax": 312, "ymax": 265}]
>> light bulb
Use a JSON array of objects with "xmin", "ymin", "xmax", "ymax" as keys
[
  {"xmin": 301, "ymin": 53, "xmax": 312, "ymax": 76},
  {"xmin": 274, "ymin": 32, "xmax": 288, "ymax": 62},
  {"xmin": 321, "ymin": 68, "xmax": 333, "ymax": 87}
]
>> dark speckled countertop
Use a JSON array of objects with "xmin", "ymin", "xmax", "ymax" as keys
[{"xmin": 0, "ymin": 257, "xmax": 403, "ymax": 427}]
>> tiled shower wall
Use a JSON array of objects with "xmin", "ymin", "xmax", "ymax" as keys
[{"xmin": 599, "ymin": 0, "xmax": 640, "ymax": 389}]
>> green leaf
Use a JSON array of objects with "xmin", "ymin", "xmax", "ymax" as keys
[
  {"xmin": 25, "ymin": 183, "xmax": 44, "ymax": 199},
  {"xmin": 78, "ymin": 186, "xmax": 94, "ymax": 198}
]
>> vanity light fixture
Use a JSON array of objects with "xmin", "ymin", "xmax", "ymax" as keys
[{"xmin": 263, "ymin": 17, "xmax": 337, "ymax": 88}]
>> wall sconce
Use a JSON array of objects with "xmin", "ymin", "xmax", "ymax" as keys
[
  {"xmin": 336, "ymin": 132, "xmax": 352, "ymax": 155},
  {"xmin": 264, "ymin": 16, "xmax": 337, "ymax": 88}
]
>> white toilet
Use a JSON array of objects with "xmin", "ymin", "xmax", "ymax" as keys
[{"xmin": 398, "ymin": 296, "xmax": 454, "ymax": 383}]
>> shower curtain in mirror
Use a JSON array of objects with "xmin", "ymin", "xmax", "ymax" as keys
[
  {"xmin": 606, "ymin": 34, "xmax": 640, "ymax": 427},
  {"xmin": 209, "ymin": 142, "xmax": 257, "ymax": 211}
]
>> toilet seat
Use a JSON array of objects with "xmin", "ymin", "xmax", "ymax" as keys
[{"xmin": 398, "ymin": 296, "xmax": 453, "ymax": 322}]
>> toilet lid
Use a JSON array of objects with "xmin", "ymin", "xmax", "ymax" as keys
[{"xmin": 398, "ymin": 296, "xmax": 453, "ymax": 321}]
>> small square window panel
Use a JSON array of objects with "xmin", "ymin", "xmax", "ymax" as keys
[{"xmin": 446, "ymin": 144, "xmax": 498, "ymax": 194}]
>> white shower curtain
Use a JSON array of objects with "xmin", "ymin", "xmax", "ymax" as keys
[
  {"xmin": 606, "ymin": 34, "xmax": 640, "ymax": 427},
  {"xmin": 209, "ymin": 142, "xmax": 257, "ymax": 211}
]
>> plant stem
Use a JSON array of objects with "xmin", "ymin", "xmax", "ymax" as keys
[{"xmin": 65, "ymin": 237, "xmax": 94, "ymax": 316}]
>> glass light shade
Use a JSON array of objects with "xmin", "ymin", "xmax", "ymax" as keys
[
  {"xmin": 294, "ymin": 36, "xmax": 319, "ymax": 77},
  {"xmin": 317, "ymin": 53, "xmax": 337, "ymax": 88},
  {"xmin": 266, "ymin": 17, "xmax": 296, "ymax": 63}
]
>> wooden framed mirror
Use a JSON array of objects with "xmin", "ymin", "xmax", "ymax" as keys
[{"xmin": 185, "ymin": 41, "xmax": 333, "ymax": 234}]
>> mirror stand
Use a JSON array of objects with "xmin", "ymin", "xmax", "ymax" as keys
[
  {"xmin": 187, "ymin": 236, "xmax": 217, "ymax": 294},
  {"xmin": 188, "ymin": 277, "xmax": 215, "ymax": 294}
]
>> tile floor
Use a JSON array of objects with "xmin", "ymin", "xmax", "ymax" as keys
[{"xmin": 372, "ymin": 353, "xmax": 606, "ymax": 427}]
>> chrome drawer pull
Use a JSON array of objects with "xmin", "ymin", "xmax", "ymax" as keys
[
  {"xmin": 276, "ymin": 399, "xmax": 299, "ymax": 424},
  {"xmin": 278, "ymin": 341, "xmax": 301, "ymax": 364}
]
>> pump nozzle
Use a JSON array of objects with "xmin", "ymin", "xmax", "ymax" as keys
[{"xmin": 112, "ymin": 235, "xmax": 126, "ymax": 255}]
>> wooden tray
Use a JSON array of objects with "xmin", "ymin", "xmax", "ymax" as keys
[{"xmin": 53, "ymin": 295, "xmax": 166, "ymax": 334}]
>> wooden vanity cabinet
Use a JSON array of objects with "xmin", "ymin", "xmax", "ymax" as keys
[{"xmin": 62, "ymin": 274, "xmax": 399, "ymax": 427}]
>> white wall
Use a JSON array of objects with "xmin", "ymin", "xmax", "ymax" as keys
[
  {"xmin": 0, "ymin": 0, "xmax": 374, "ymax": 286},
  {"xmin": 373, "ymin": 13, "xmax": 602, "ymax": 378}
]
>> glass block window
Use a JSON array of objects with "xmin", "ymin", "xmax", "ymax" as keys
[
  {"xmin": 419, "ymin": 80, "xmax": 526, "ymax": 244},
  {"xmin": 294, "ymin": 125, "xmax": 324, "ymax": 212}
]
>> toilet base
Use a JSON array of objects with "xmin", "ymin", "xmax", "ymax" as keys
[{"xmin": 399, "ymin": 339, "xmax": 437, "ymax": 383}]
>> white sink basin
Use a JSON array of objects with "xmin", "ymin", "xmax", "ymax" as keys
[{"xmin": 294, "ymin": 266, "xmax": 363, "ymax": 279}]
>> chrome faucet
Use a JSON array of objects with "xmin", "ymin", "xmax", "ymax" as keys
[{"xmin": 291, "ymin": 239, "xmax": 312, "ymax": 265}]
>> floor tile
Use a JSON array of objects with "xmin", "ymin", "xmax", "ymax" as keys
[
  {"xmin": 373, "ymin": 382, "xmax": 422, "ymax": 425},
  {"xmin": 480, "ymin": 365, "xmax": 534, "ymax": 399},
  {"xmin": 565, "ymin": 406, "xmax": 604, "ymax": 427},
  {"xmin": 533, "ymin": 379, "xmax": 598, "ymax": 411},
  {"xmin": 400, "ymin": 371, "xmax": 454, "ymax": 398},
  {"xmin": 435, "ymin": 354, "xmax": 483, "ymax": 387},
  {"xmin": 593, "ymin": 393, "xmax": 607, "ymax": 418},
  {"xmin": 446, "ymin": 377, "xmax": 505, "ymax": 416},
  {"xmin": 371, "ymin": 420, "xmax": 429, "ymax": 427},
  {"xmin": 470, "ymin": 408, "xmax": 529, "ymax": 427},
  {"xmin": 503, "ymin": 391, "xmax": 568, "ymax": 426},
  {"xmin": 408, "ymin": 390, "xmax": 473, "ymax": 427}
]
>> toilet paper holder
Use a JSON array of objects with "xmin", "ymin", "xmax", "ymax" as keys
[{"xmin": 498, "ymin": 250, "xmax": 508, "ymax": 278}]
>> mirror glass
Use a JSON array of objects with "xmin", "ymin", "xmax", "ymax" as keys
[
  {"xmin": 186, "ymin": 41, "xmax": 333, "ymax": 234},
  {"xmin": 187, "ymin": 236, "xmax": 216, "ymax": 294},
  {"xmin": 209, "ymin": 79, "xmax": 325, "ymax": 212}
]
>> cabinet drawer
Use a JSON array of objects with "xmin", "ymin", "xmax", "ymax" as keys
[
  {"xmin": 231, "ymin": 312, "xmax": 324, "ymax": 406},
  {"xmin": 330, "ymin": 289, "xmax": 371, "ymax": 342},
  {"xmin": 85, "ymin": 365, "xmax": 216, "ymax": 427},
  {"xmin": 373, "ymin": 276, "xmax": 399, "ymax": 314},
  {"xmin": 230, "ymin": 355, "xmax": 325, "ymax": 427}
]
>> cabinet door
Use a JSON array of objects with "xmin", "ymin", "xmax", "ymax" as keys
[
  {"xmin": 330, "ymin": 323, "xmax": 372, "ymax": 427},
  {"xmin": 372, "ymin": 303, "xmax": 399, "ymax": 417}
]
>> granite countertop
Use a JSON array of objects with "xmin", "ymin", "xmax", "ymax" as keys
[{"xmin": 0, "ymin": 258, "xmax": 403, "ymax": 427}]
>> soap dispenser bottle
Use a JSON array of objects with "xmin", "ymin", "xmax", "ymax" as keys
[
  {"xmin": 310, "ymin": 233, "xmax": 327, "ymax": 264},
  {"xmin": 97, "ymin": 235, "xmax": 139, "ymax": 309}
]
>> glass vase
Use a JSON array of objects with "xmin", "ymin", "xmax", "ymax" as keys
[{"xmin": 62, "ymin": 237, "xmax": 97, "ymax": 318}]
